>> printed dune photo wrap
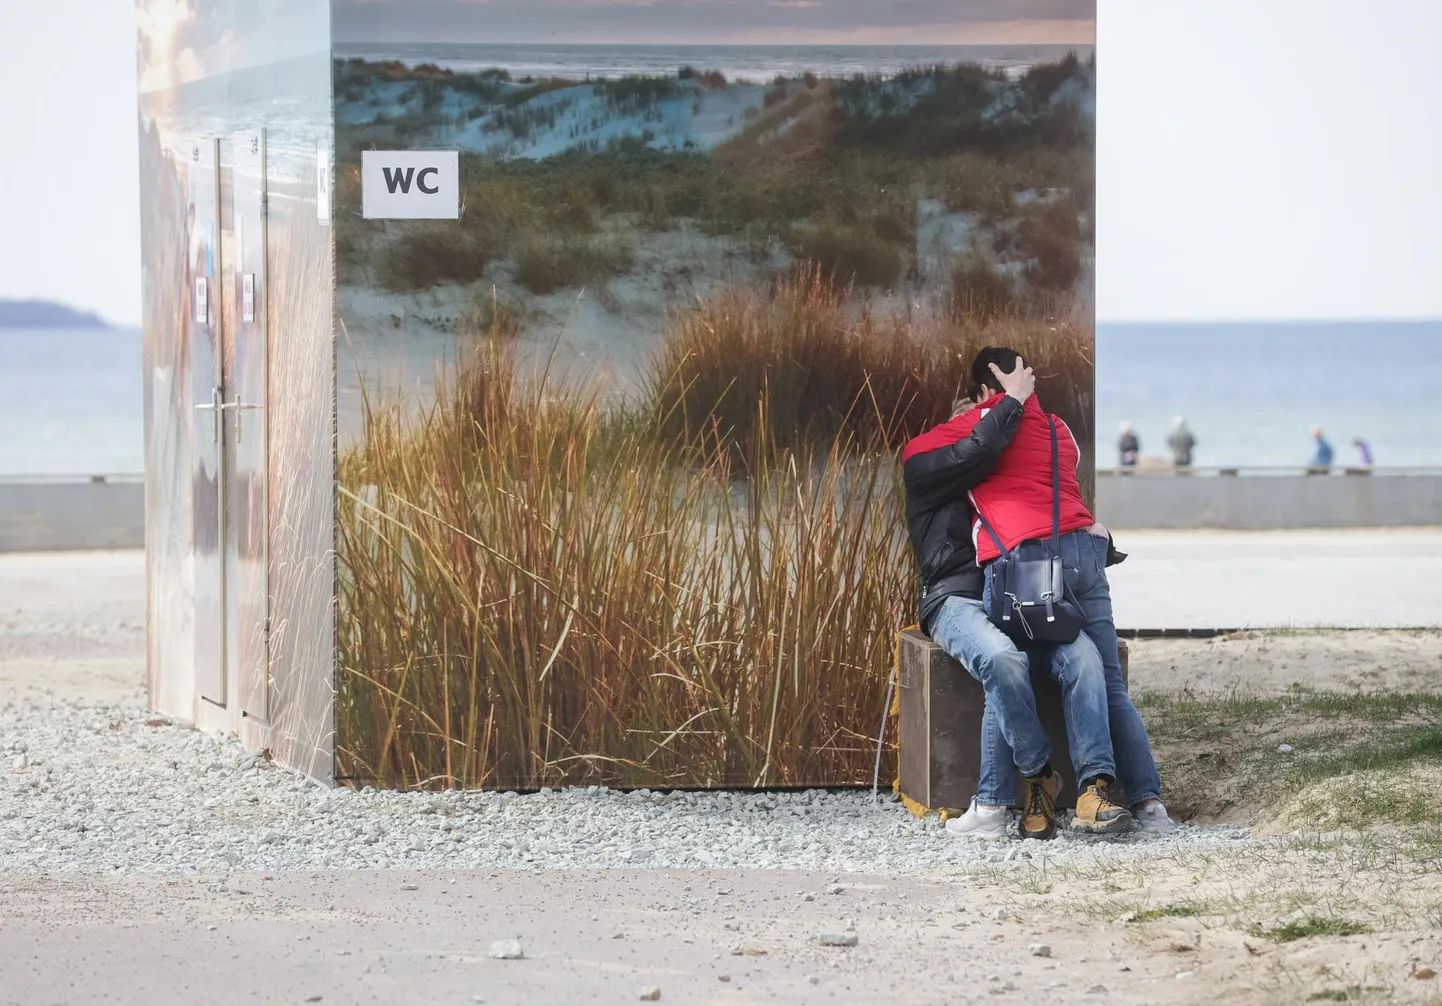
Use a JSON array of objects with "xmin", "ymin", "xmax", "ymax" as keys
[
  {"xmin": 134, "ymin": 0, "xmax": 1095, "ymax": 790},
  {"xmin": 332, "ymin": 4, "xmax": 1097, "ymax": 789}
]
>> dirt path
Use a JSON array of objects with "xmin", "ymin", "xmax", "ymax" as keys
[
  {"xmin": 3, "ymin": 868, "xmax": 1439, "ymax": 1005},
  {"xmin": 3, "ymin": 550, "xmax": 1440, "ymax": 1003}
]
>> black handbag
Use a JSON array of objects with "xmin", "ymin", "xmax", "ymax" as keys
[{"xmin": 978, "ymin": 416, "xmax": 1086, "ymax": 645}]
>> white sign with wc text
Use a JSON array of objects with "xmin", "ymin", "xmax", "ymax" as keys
[{"xmin": 362, "ymin": 150, "xmax": 460, "ymax": 220}]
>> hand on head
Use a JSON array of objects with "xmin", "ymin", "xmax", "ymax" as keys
[{"xmin": 988, "ymin": 357, "xmax": 1036, "ymax": 404}]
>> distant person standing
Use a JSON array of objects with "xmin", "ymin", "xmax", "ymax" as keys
[
  {"xmin": 1167, "ymin": 416, "xmax": 1196, "ymax": 468},
  {"xmin": 1353, "ymin": 437, "xmax": 1375, "ymax": 467},
  {"xmin": 1118, "ymin": 422, "xmax": 1140, "ymax": 467},
  {"xmin": 1310, "ymin": 427, "xmax": 1334, "ymax": 470}
]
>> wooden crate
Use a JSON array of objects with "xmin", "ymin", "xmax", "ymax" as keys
[{"xmin": 897, "ymin": 631, "xmax": 1130, "ymax": 813}]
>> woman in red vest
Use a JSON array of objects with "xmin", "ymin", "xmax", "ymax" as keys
[{"xmin": 903, "ymin": 348, "xmax": 1172, "ymax": 839}]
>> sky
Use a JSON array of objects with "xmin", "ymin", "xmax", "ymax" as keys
[{"xmin": 1, "ymin": 0, "xmax": 1440, "ymax": 327}]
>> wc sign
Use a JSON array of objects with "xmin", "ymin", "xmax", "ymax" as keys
[{"xmin": 362, "ymin": 150, "xmax": 459, "ymax": 219}]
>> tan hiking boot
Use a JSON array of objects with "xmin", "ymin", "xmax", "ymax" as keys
[
  {"xmin": 1019, "ymin": 772, "xmax": 1061, "ymax": 840},
  {"xmin": 1073, "ymin": 780, "xmax": 1137, "ymax": 834}
]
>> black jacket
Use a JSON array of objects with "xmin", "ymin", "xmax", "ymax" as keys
[{"xmin": 901, "ymin": 396, "xmax": 1024, "ymax": 635}]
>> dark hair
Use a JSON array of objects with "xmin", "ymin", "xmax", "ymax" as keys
[{"xmin": 969, "ymin": 346, "xmax": 1022, "ymax": 400}]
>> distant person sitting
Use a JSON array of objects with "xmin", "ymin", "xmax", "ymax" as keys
[
  {"xmin": 1117, "ymin": 423, "xmax": 1140, "ymax": 468},
  {"xmin": 1309, "ymin": 427, "xmax": 1334, "ymax": 471},
  {"xmin": 1167, "ymin": 416, "xmax": 1196, "ymax": 469},
  {"xmin": 1353, "ymin": 437, "xmax": 1375, "ymax": 467}
]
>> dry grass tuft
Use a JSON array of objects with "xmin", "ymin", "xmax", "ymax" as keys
[
  {"xmin": 336, "ymin": 279, "xmax": 1093, "ymax": 790},
  {"xmin": 787, "ymin": 223, "xmax": 905, "ymax": 288},
  {"xmin": 337, "ymin": 339, "xmax": 910, "ymax": 789},
  {"xmin": 648, "ymin": 269, "xmax": 1092, "ymax": 472},
  {"xmin": 514, "ymin": 235, "xmax": 636, "ymax": 295},
  {"xmin": 379, "ymin": 225, "xmax": 492, "ymax": 292}
]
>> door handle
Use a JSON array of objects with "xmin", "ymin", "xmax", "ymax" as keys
[
  {"xmin": 220, "ymin": 394, "xmax": 263, "ymax": 443},
  {"xmin": 194, "ymin": 387, "xmax": 221, "ymax": 443}
]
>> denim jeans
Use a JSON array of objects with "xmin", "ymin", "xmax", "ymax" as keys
[
  {"xmin": 929, "ymin": 573, "xmax": 1116, "ymax": 786},
  {"xmin": 975, "ymin": 530, "xmax": 1164, "ymax": 807}
]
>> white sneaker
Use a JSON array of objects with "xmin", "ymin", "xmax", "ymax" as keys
[
  {"xmin": 945, "ymin": 799, "xmax": 1010, "ymax": 841},
  {"xmin": 1132, "ymin": 801, "xmax": 1177, "ymax": 832}
]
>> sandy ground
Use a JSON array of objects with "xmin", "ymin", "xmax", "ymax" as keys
[
  {"xmin": 4, "ymin": 549, "xmax": 1442, "ymax": 1004},
  {"xmin": 1108, "ymin": 529, "xmax": 1442, "ymax": 630},
  {"xmin": 1128, "ymin": 629, "xmax": 1442, "ymax": 695},
  {"xmin": 3, "ymin": 548, "xmax": 1438, "ymax": 707},
  {"xmin": 4, "ymin": 868, "xmax": 1440, "ymax": 1006},
  {"xmin": 0, "ymin": 550, "xmax": 146, "ymax": 703}
]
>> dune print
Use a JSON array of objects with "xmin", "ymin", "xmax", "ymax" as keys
[{"xmin": 332, "ymin": 8, "xmax": 1095, "ymax": 788}]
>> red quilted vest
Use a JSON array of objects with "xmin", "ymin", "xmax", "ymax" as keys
[{"xmin": 955, "ymin": 393, "xmax": 1093, "ymax": 562}]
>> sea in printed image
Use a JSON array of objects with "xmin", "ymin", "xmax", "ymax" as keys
[{"xmin": 331, "ymin": 42, "xmax": 1091, "ymax": 83}]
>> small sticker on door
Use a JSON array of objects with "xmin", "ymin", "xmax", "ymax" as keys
[
  {"xmin": 195, "ymin": 277, "xmax": 208, "ymax": 324},
  {"xmin": 317, "ymin": 141, "xmax": 331, "ymax": 225},
  {"xmin": 242, "ymin": 274, "xmax": 255, "ymax": 323}
]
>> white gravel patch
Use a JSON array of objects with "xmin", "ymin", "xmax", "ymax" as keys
[{"xmin": 1, "ymin": 698, "xmax": 1261, "ymax": 874}]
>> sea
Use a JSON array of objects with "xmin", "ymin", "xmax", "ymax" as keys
[
  {"xmin": 0, "ymin": 327, "xmax": 143, "ymax": 477},
  {"xmin": 330, "ymin": 42, "xmax": 1088, "ymax": 82},
  {"xmin": 3, "ymin": 322, "xmax": 1440, "ymax": 476},
  {"xmin": 1095, "ymin": 322, "xmax": 1442, "ymax": 470}
]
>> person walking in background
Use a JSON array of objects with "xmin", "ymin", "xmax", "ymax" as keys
[
  {"xmin": 1353, "ymin": 437, "xmax": 1375, "ymax": 467},
  {"xmin": 1117, "ymin": 423, "xmax": 1140, "ymax": 468},
  {"xmin": 1310, "ymin": 427, "xmax": 1334, "ymax": 470},
  {"xmin": 1167, "ymin": 415, "xmax": 1196, "ymax": 468}
]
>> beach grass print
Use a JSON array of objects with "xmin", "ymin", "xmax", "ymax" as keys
[
  {"xmin": 334, "ymin": 52, "xmax": 1095, "ymax": 788},
  {"xmin": 335, "ymin": 279, "xmax": 1093, "ymax": 788}
]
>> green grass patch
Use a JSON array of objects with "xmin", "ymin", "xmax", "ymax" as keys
[
  {"xmin": 1138, "ymin": 690, "xmax": 1442, "ymax": 824},
  {"xmin": 514, "ymin": 236, "xmax": 635, "ymax": 295},
  {"xmin": 1133, "ymin": 903, "xmax": 1205, "ymax": 923},
  {"xmin": 1306, "ymin": 987, "xmax": 1388, "ymax": 1002},
  {"xmin": 1251, "ymin": 917, "xmax": 1371, "ymax": 943}
]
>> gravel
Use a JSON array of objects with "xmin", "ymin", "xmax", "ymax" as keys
[{"xmin": 1, "ymin": 697, "xmax": 1260, "ymax": 874}]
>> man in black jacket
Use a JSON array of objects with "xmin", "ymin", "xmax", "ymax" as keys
[{"xmin": 902, "ymin": 356, "xmax": 1131, "ymax": 840}]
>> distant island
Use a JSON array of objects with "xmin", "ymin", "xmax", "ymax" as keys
[{"xmin": 0, "ymin": 300, "xmax": 111, "ymax": 329}]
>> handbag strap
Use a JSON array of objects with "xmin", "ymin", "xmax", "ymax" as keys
[
  {"xmin": 974, "ymin": 410, "xmax": 1064, "ymax": 558},
  {"xmin": 1048, "ymin": 415, "xmax": 1061, "ymax": 551}
]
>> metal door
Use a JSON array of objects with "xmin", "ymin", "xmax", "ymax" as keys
[
  {"xmin": 226, "ymin": 129, "xmax": 270, "ymax": 723},
  {"xmin": 189, "ymin": 139, "xmax": 226, "ymax": 706}
]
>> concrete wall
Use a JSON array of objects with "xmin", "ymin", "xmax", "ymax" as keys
[
  {"xmin": 5, "ymin": 472, "xmax": 1438, "ymax": 549},
  {"xmin": 0, "ymin": 480, "xmax": 145, "ymax": 552},
  {"xmin": 1097, "ymin": 472, "xmax": 1442, "ymax": 529}
]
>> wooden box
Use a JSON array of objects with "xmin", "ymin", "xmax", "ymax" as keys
[{"xmin": 897, "ymin": 630, "xmax": 1130, "ymax": 812}]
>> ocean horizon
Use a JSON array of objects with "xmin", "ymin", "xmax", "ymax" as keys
[
  {"xmin": 3, "ymin": 320, "xmax": 1439, "ymax": 476},
  {"xmin": 331, "ymin": 41, "xmax": 1092, "ymax": 83},
  {"xmin": 1096, "ymin": 321, "xmax": 1442, "ymax": 470}
]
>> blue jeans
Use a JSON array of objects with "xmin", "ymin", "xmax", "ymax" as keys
[
  {"xmin": 975, "ymin": 530, "xmax": 1163, "ymax": 807},
  {"xmin": 929, "ymin": 565, "xmax": 1116, "ymax": 787}
]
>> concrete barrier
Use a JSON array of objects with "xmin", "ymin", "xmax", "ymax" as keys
[
  {"xmin": 4, "ymin": 469, "xmax": 1438, "ymax": 549},
  {"xmin": 0, "ymin": 478, "xmax": 145, "ymax": 552},
  {"xmin": 1096, "ymin": 469, "xmax": 1442, "ymax": 530}
]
